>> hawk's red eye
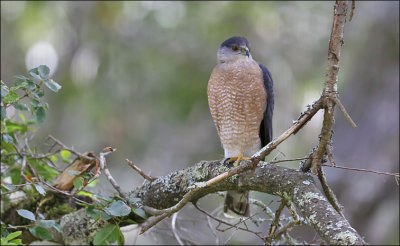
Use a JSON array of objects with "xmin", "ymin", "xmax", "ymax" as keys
[{"xmin": 232, "ymin": 46, "xmax": 239, "ymax": 51}]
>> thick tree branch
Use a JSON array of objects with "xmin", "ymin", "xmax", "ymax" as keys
[{"xmin": 49, "ymin": 160, "xmax": 365, "ymax": 245}]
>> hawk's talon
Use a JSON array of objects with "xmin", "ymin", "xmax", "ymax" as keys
[{"xmin": 227, "ymin": 153, "xmax": 250, "ymax": 167}]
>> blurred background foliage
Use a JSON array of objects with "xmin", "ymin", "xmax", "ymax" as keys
[{"xmin": 1, "ymin": 1, "xmax": 398, "ymax": 245}]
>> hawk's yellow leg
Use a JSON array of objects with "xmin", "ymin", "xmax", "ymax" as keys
[{"xmin": 228, "ymin": 153, "xmax": 251, "ymax": 167}]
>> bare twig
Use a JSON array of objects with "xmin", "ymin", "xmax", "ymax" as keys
[
  {"xmin": 270, "ymin": 157, "xmax": 309, "ymax": 165},
  {"xmin": 326, "ymin": 143, "xmax": 336, "ymax": 167},
  {"xmin": 316, "ymin": 166, "xmax": 344, "ymax": 217},
  {"xmin": 311, "ymin": 0, "xmax": 349, "ymax": 174},
  {"xmin": 349, "ymin": 0, "xmax": 356, "ymax": 21},
  {"xmin": 125, "ymin": 159, "xmax": 156, "ymax": 182},
  {"xmin": 333, "ymin": 97, "xmax": 357, "ymax": 128},
  {"xmin": 193, "ymin": 203, "xmax": 265, "ymax": 242},
  {"xmin": 48, "ymin": 135, "xmax": 96, "ymax": 162},
  {"xmin": 322, "ymin": 163, "xmax": 400, "ymax": 184},
  {"xmin": 266, "ymin": 200, "xmax": 286, "ymax": 243},
  {"xmin": 99, "ymin": 147, "xmax": 130, "ymax": 203}
]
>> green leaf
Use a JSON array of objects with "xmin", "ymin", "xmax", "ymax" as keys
[
  {"xmin": 77, "ymin": 190, "xmax": 93, "ymax": 197},
  {"xmin": 125, "ymin": 219, "xmax": 138, "ymax": 224},
  {"xmin": 10, "ymin": 169, "xmax": 21, "ymax": 185},
  {"xmin": 34, "ymin": 107, "xmax": 46, "ymax": 125},
  {"xmin": 60, "ymin": 150, "xmax": 71, "ymax": 163},
  {"xmin": 132, "ymin": 208, "xmax": 148, "ymax": 219},
  {"xmin": 118, "ymin": 227, "xmax": 125, "ymax": 246},
  {"xmin": 30, "ymin": 99, "xmax": 41, "ymax": 107},
  {"xmin": 4, "ymin": 231, "xmax": 22, "ymax": 241},
  {"xmin": 9, "ymin": 238, "xmax": 23, "ymax": 245},
  {"xmin": 1, "ymin": 106, "xmax": 6, "ymax": 121},
  {"xmin": 28, "ymin": 67, "xmax": 41, "ymax": 80},
  {"xmin": 93, "ymin": 224, "xmax": 120, "ymax": 245},
  {"xmin": 19, "ymin": 113, "xmax": 26, "ymax": 122},
  {"xmin": 49, "ymin": 155, "xmax": 58, "ymax": 163},
  {"xmin": 86, "ymin": 179, "xmax": 99, "ymax": 188},
  {"xmin": 4, "ymin": 92, "xmax": 19, "ymax": 103},
  {"xmin": 38, "ymin": 65, "xmax": 50, "ymax": 80},
  {"xmin": 34, "ymin": 184, "xmax": 46, "ymax": 195},
  {"xmin": 10, "ymin": 82, "xmax": 28, "ymax": 91},
  {"xmin": 14, "ymin": 75, "xmax": 28, "ymax": 83},
  {"xmin": 12, "ymin": 103, "xmax": 29, "ymax": 111},
  {"xmin": 87, "ymin": 207, "xmax": 111, "ymax": 221},
  {"xmin": 4, "ymin": 121, "xmax": 27, "ymax": 134},
  {"xmin": 17, "ymin": 209, "xmax": 36, "ymax": 221},
  {"xmin": 104, "ymin": 200, "xmax": 131, "ymax": 217},
  {"xmin": 29, "ymin": 226, "xmax": 52, "ymax": 240},
  {"xmin": 35, "ymin": 163, "xmax": 60, "ymax": 181},
  {"xmin": 73, "ymin": 176, "xmax": 84, "ymax": 189},
  {"xmin": 34, "ymin": 90, "xmax": 44, "ymax": 98},
  {"xmin": 44, "ymin": 79, "xmax": 61, "ymax": 92},
  {"xmin": 24, "ymin": 80, "xmax": 37, "ymax": 89},
  {"xmin": 39, "ymin": 220, "xmax": 61, "ymax": 232}
]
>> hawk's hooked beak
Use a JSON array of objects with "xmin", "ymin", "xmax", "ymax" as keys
[
  {"xmin": 240, "ymin": 47, "xmax": 250, "ymax": 57},
  {"xmin": 244, "ymin": 49, "xmax": 250, "ymax": 57}
]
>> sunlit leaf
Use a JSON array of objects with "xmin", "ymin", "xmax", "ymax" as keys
[
  {"xmin": 17, "ymin": 209, "xmax": 36, "ymax": 221},
  {"xmin": 60, "ymin": 150, "xmax": 71, "ymax": 163},
  {"xmin": 4, "ymin": 92, "xmax": 18, "ymax": 103},
  {"xmin": 86, "ymin": 179, "xmax": 99, "ymax": 187},
  {"xmin": 4, "ymin": 121, "xmax": 27, "ymax": 134},
  {"xmin": 19, "ymin": 113, "xmax": 26, "ymax": 122},
  {"xmin": 10, "ymin": 82, "xmax": 28, "ymax": 90},
  {"xmin": 49, "ymin": 155, "xmax": 58, "ymax": 163},
  {"xmin": 4, "ymin": 231, "xmax": 22, "ymax": 241},
  {"xmin": 77, "ymin": 190, "xmax": 93, "ymax": 197}
]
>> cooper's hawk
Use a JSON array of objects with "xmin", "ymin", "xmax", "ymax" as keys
[{"xmin": 207, "ymin": 36, "xmax": 274, "ymax": 217}]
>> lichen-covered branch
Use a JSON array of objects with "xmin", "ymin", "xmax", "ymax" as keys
[
  {"xmin": 128, "ymin": 160, "xmax": 365, "ymax": 245},
  {"xmin": 41, "ymin": 160, "xmax": 365, "ymax": 245}
]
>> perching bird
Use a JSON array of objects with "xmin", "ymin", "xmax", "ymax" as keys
[{"xmin": 207, "ymin": 36, "xmax": 274, "ymax": 217}]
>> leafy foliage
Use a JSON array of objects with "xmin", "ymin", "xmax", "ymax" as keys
[
  {"xmin": 1, "ymin": 66, "xmax": 137, "ymax": 245},
  {"xmin": 1, "ymin": 66, "xmax": 64, "ymax": 243}
]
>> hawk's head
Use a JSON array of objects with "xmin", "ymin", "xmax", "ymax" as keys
[{"xmin": 217, "ymin": 36, "xmax": 252, "ymax": 63}]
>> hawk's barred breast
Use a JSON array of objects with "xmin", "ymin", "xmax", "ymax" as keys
[{"xmin": 207, "ymin": 59, "xmax": 267, "ymax": 158}]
